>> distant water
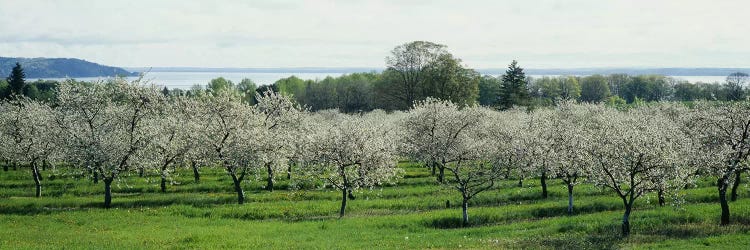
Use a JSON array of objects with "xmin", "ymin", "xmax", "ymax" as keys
[{"xmin": 29, "ymin": 72, "xmax": 729, "ymax": 90}]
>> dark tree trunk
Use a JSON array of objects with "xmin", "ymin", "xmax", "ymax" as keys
[
  {"xmin": 719, "ymin": 178, "xmax": 730, "ymax": 225},
  {"xmin": 230, "ymin": 172, "xmax": 244, "ymax": 204},
  {"xmin": 138, "ymin": 167, "xmax": 144, "ymax": 177},
  {"xmin": 103, "ymin": 177, "xmax": 113, "ymax": 209},
  {"xmin": 437, "ymin": 166, "xmax": 445, "ymax": 183},
  {"xmin": 287, "ymin": 165, "xmax": 292, "ymax": 180},
  {"xmin": 42, "ymin": 160, "xmax": 47, "ymax": 171},
  {"xmin": 622, "ymin": 204, "xmax": 632, "ymax": 236},
  {"xmin": 160, "ymin": 164, "xmax": 168, "ymax": 193},
  {"xmin": 92, "ymin": 170, "xmax": 99, "ymax": 184},
  {"xmin": 462, "ymin": 197, "xmax": 469, "ymax": 226},
  {"xmin": 658, "ymin": 189, "xmax": 666, "ymax": 207},
  {"xmin": 32, "ymin": 162, "xmax": 42, "ymax": 198},
  {"xmin": 567, "ymin": 183, "xmax": 574, "ymax": 215},
  {"xmin": 266, "ymin": 164, "xmax": 274, "ymax": 192},
  {"xmin": 731, "ymin": 171, "xmax": 741, "ymax": 202},
  {"xmin": 191, "ymin": 161, "xmax": 200, "ymax": 183},
  {"xmin": 160, "ymin": 176, "xmax": 167, "ymax": 193},
  {"xmin": 518, "ymin": 178, "xmax": 523, "ymax": 187},
  {"xmin": 3, "ymin": 164, "xmax": 7, "ymax": 171},
  {"xmin": 431, "ymin": 162, "xmax": 436, "ymax": 176},
  {"xmin": 339, "ymin": 187, "xmax": 348, "ymax": 218},
  {"xmin": 540, "ymin": 171, "xmax": 548, "ymax": 199},
  {"xmin": 12, "ymin": 161, "xmax": 17, "ymax": 171}
]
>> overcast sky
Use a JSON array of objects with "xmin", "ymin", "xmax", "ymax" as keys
[{"xmin": 0, "ymin": 0, "xmax": 747, "ymax": 68}]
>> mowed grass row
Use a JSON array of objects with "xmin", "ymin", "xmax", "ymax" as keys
[{"xmin": 0, "ymin": 163, "xmax": 749, "ymax": 249}]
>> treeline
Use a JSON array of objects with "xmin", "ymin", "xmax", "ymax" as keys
[{"xmin": 4, "ymin": 41, "xmax": 748, "ymax": 111}]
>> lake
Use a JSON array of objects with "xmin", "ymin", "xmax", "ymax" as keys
[{"xmin": 29, "ymin": 72, "xmax": 730, "ymax": 90}]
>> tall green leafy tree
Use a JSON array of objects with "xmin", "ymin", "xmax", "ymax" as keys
[
  {"xmin": 6, "ymin": 62, "xmax": 26, "ymax": 97},
  {"xmin": 421, "ymin": 54, "xmax": 480, "ymax": 107},
  {"xmin": 579, "ymin": 75, "xmax": 610, "ymax": 103},
  {"xmin": 376, "ymin": 41, "xmax": 478, "ymax": 110},
  {"xmin": 478, "ymin": 75, "xmax": 502, "ymax": 106},
  {"xmin": 378, "ymin": 41, "xmax": 448, "ymax": 110},
  {"xmin": 497, "ymin": 60, "xmax": 529, "ymax": 110},
  {"xmin": 207, "ymin": 77, "xmax": 234, "ymax": 93},
  {"xmin": 236, "ymin": 78, "xmax": 258, "ymax": 104}
]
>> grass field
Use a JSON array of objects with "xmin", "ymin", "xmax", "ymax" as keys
[{"xmin": 1, "ymin": 163, "xmax": 749, "ymax": 249}]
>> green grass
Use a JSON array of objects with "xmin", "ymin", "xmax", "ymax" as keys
[{"xmin": 0, "ymin": 163, "xmax": 748, "ymax": 249}]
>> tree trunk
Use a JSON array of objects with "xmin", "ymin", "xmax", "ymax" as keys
[
  {"xmin": 437, "ymin": 166, "xmax": 445, "ymax": 183},
  {"xmin": 103, "ymin": 177, "xmax": 113, "ymax": 209},
  {"xmin": 191, "ymin": 161, "xmax": 200, "ymax": 183},
  {"xmin": 266, "ymin": 164, "xmax": 274, "ymax": 192},
  {"xmin": 160, "ymin": 164, "xmax": 168, "ymax": 193},
  {"xmin": 42, "ymin": 160, "xmax": 47, "ymax": 171},
  {"xmin": 3, "ymin": 164, "xmax": 7, "ymax": 171},
  {"xmin": 92, "ymin": 170, "xmax": 99, "ymax": 184},
  {"xmin": 731, "ymin": 171, "xmax": 741, "ymax": 202},
  {"xmin": 230, "ymin": 172, "xmax": 245, "ymax": 204},
  {"xmin": 462, "ymin": 197, "xmax": 469, "ymax": 226},
  {"xmin": 540, "ymin": 171, "xmax": 548, "ymax": 199},
  {"xmin": 160, "ymin": 176, "xmax": 167, "ymax": 193},
  {"xmin": 32, "ymin": 162, "xmax": 42, "ymax": 198},
  {"xmin": 138, "ymin": 167, "xmax": 144, "ymax": 177},
  {"xmin": 622, "ymin": 204, "xmax": 632, "ymax": 236},
  {"xmin": 567, "ymin": 183, "xmax": 574, "ymax": 215},
  {"xmin": 719, "ymin": 178, "xmax": 730, "ymax": 225},
  {"xmin": 431, "ymin": 162, "xmax": 436, "ymax": 176},
  {"xmin": 339, "ymin": 187, "xmax": 348, "ymax": 218},
  {"xmin": 12, "ymin": 161, "xmax": 17, "ymax": 171},
  {"xmin": 658, "ymin": 189, "xmax": 666, "ymax": 207},
  {"xmin": 286, "ymin": 165, "xmax": 292, "ymax": 180},
  {"xmin": 518, "ymin": 178, "xmax": 523, "ymax": 187}
]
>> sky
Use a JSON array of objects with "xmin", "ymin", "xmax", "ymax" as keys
[{"xmin": 0, "ymin": 0, "xmax": 748, "ymax": 69}]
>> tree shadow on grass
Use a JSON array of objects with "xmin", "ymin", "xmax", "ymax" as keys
[{"xmin": 0, "ymin": 195, "xmax": 237, "ymax": 216}]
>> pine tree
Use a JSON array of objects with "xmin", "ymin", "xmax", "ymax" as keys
[
  {"xmin": 6, "ymin": 62, "xmax": 26, "ymax": 98},
  {"xmin": 497, "ymin": 60, "xmax": 529, "ymax": 109}
]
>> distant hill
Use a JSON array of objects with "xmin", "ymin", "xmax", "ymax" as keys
[{"xmin": 0, "ymin": 57, "xmax": 137, "ymax": 78}]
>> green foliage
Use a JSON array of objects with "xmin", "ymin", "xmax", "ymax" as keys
[
  {"xmin": 236, "ymin": 78, "xmax": 257, "ymax": 104},
  {"xmin": 578, "ymin": 75, "xmax": 610, "ymax": 103},
  {"xmin": 529, "ymin": 76, "xmax": 581, "ymax": 105},
  {"xmin": 6, "ymin": 62, "xmax": 25, "ymax": 97},
  {"xmin": 377, "ymin": 41, "xmax": 480, "ymax": 110},
  {"xmin": 497, "ymin": 60, "xmax": 530, "ymax": 109},
  {"xmin": 477, "ymin": 75, "xmax": 501, "ymax": 106},
  {"xmin": 207, "ymin": 77, "xmax": 235, "ymax": 94}
]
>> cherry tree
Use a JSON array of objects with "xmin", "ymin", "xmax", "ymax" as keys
[
  {"xmin": 0, "ymin": 97, "xmax": 59, "ymax": 197},
  {"xmin": 251, "ymin": 90, "xmax": 306, "ymax": 191},
  {"xmin": 55, "ymin": 79, "xmax": 165, "ymax": 208},
  {"xmin": 194, "ymin": 91, "xmax": 257, "ymax": 204},
  {"xmin": 405, "ymin": 99, "xmax": 502, "ymax": 225},
  {"xmin": 307, "ymin": 110, "xmax": 401, "ymax": 217},
  {"xmin": 145, "ymin": 96, "xmax": 199, "ymax": 192},
  {"xmin": 403, "ymin": 98, "xmax": 484, "ymax": 183},
  {"xmin": 585, "ymin": 106, "xmax": 692, "ymax": 236},
  {"xmin": 544, "ymin": 103, "xmax": 603, "ymax": 214},
  {"xmin": 688, "ymin": 101, "xmax": 750, "ymax": 225}
]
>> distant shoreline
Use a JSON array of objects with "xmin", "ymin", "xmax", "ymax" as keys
[{"xmin": 124, "ymin": 67, "xmax": 750, "ymax": 76}]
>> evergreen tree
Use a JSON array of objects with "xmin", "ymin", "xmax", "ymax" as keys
[
  {"xmin": 497, "ymin": 60, "xmax": 529, "ymax": 109},
  {"xmin": 6, "ymin": 62, "xmax": 26, "ymax": 98}
]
